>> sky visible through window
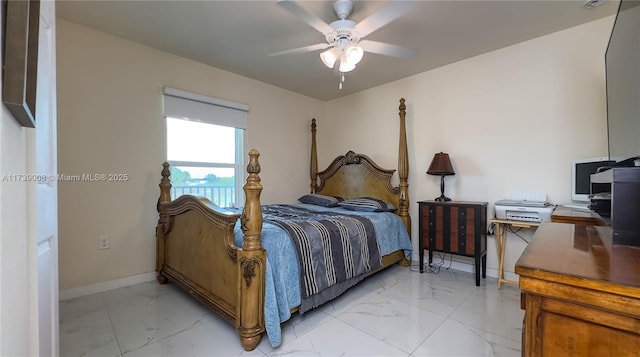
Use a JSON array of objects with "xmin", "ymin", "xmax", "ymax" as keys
[{"xmin": 167, "ymin": 117, "xmax": 235, "ymax": 179}]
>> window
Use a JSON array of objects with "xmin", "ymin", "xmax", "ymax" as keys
[{"xmin": 163, "ymin": 87, "xmax": 248, "ymax": 208}]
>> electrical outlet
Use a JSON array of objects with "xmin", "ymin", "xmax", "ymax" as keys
[
  {"xmin": 487, "ymin": 223, "xmax": 495, "ymax": 236},
  {"xmin": 99, "ymin": 235, "xmax": 110, "ymax": 250}
]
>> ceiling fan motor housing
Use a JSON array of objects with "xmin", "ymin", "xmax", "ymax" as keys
[{"xmin": 326, "ymin": 19, "xmax": 360, "ymax": 46}]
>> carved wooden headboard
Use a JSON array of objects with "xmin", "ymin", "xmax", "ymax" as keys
[
  {"xmin": 309, "ymin": 98, "xmax": 411, "ymax": 235},
  {"xmin": 315, "ymin": 151, "xmax": 400, "ymax": 206}
]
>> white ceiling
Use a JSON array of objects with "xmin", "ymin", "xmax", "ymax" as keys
[{"xmin": 56, "ymin": 0, "xmax": 619, "ymax": 101}]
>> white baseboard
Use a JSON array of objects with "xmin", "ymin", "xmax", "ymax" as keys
[
  {"xmin": 59, "ymin": 272, "xmax": 157, "ymax": 301},
  {"xmin": 412, "ymin": 259, "xmax": 520, "ymax": 284},
  {"xmin": 59, "ymin": 259, "xmax": 520, "ymax": 301}
]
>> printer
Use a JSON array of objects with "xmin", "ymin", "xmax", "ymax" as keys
[{"xmin": 494, "ymin": 200, "xmax": 554, "ymax": 223}]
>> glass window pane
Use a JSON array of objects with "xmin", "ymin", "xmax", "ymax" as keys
[
  {"xmin": 170, "ymin": 166, "xmax": 236, "ymax": 208},
  {"xmin": 167, "ymin": 117, "xmax": 235, "ymax": 164}
]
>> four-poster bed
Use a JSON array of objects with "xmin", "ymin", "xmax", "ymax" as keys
[{"xmin": 155, "ymin": 98, "xmax": 412, "ymax": 351}]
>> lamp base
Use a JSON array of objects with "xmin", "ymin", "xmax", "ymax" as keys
[{"xmin": 433, "ymin": 174, "xmax": 452, "ymax": 202}]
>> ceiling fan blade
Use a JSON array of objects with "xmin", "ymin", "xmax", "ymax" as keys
[
  {"xmin": 277, "ymin": 0, "xmax": 334, "ymax": 34},
  {"xmin": 269, "ymin": 43, "xmax": 330, "ymax": 57},
  {"xmin": 355, "ymin": 1, "xmax": 417, "ymax": 38},
  {"xmin": 359, "ymin": 40, "xmax": 416, "ymax": 58}
]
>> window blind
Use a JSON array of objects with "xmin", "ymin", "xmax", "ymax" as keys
[{"xmin": 163, "ymin": 87, "xmax": 249, "ymax": 129}]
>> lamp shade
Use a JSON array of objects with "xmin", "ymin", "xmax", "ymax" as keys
[
  {"xmin": 320, "ymin": 48, "xmax": 339, "ymax": 68},
  {"xmin": 345, "ymin": 44, "xmax": 364, "ymax": 65},
  {"xmin": 338, "ymin": 55, "xmax": 356, "ymax": 72},
  {"xmin": 427, "ymin": 152, "xmax": 455, "ymax": 176}
]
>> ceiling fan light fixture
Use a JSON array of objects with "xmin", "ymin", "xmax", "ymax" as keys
[
  {"xmin": 320, "ymin": 48, "xmax": 339, "ymax": 68},
  {"xmin": 338, "ymin": 55, "xmax": 356, "ymax": 72},
  {"xmin": 345, "ymin": 44, "xmax": 363, "ymax": 65},
  {"xmin": 276, "ymin": 0, "xmax": 416, "ymax": 83}
]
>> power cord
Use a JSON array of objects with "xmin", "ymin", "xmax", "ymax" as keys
[
  {"xmin": 493, "ymin": 221, "xmax": 530, "ymax": 244},
  {"xmin": 410, "ymin": 252, "xmax": 451, "ymax": 274},
  {"xmin": 507, "ymin": 225, "xmax": 529, "ymax": 244}
]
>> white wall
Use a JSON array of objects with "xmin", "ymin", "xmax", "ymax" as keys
[
  {"xmin": 57, "ymin": 14, "xmax": 615, "ymax": 291},
  {"xmin": 0, "ymin": 6, "xmax": 33, "ymax": 355},
  {"xmin": 0, "ymin": 92, "xmax": 31, "ymax": 355},
  {"xmin": 322, "ymin": 16, "xmax": 615, "ymax": 277},
  {"xmin": 56, "ymin": 20, "xmax": 324, "ymax": 291}
]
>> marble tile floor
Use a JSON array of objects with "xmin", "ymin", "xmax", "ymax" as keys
[{"xmin": 60, "ymin": 265, "xmax": 523, "ymax": 357}]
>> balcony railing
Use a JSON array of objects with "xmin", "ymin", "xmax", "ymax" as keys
[{"xmin": 171, "ymin": 185, "xmax": 235, "ymax": 208}]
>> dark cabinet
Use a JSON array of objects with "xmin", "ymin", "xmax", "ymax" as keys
[{"xmin": 418, "ymin": 201, "xmax": 488, "ymax": 286}]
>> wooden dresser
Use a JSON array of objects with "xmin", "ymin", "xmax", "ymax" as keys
[{"xmin": 515, "ymin": 223, "xmax": 640, "ymax": 356}]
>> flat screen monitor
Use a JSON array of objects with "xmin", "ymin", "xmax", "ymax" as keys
[
  {"xmin": 572, "ymin": 157, "xmax": 615, "ymax": 202},
  {"xmin": 605, "ymin": 0, "xmax": 640, "ymax": 163}
]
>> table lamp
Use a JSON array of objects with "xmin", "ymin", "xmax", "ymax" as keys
[{"xmin": 427, "ymin": 152, "xmax": 455, "ymax": 201}]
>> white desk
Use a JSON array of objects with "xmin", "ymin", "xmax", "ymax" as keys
[{"xmin": 490, "ymin": 218, "xmax": 540, "ymax": 289}]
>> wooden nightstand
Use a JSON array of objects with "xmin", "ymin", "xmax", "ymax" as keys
[{"xmin": 418, "ymin": 200, "xmax": 488, "ymax": 286}]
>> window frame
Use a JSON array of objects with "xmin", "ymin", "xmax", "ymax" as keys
[{"xmin": 163, "ymin": 87, "xmax": 248, "ymax": 208}]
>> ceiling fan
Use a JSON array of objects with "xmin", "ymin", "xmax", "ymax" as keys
[{"xmin": 271, "ymin": 0, "xmax": 417, "ymax": 77}]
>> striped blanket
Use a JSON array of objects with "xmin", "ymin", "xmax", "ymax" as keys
[{"xmin": 262, "ymin": 204, "xmax": 382, "ymax": 313}]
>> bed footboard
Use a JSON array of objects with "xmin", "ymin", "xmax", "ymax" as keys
[{"xmin": 156, "ymin": 150, "xmax": 266, "ymax": 351}]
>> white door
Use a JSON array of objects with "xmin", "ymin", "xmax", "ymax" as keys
[{"xmin": 26, "ymin": 1, "xmax": 59, "ymax": 355}]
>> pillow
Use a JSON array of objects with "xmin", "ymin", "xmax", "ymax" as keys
[
  {"xmin": 298, "ymin": 193, "xmax": 343, "ymax": 207},
  {"xmin": 338, "ymin": 197, "xmax": 397, "ymax": 212}
]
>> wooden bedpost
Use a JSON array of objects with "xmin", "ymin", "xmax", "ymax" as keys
[
  {"xmin": 310, "ymin": 118, "xmax": 318, "ymax": 193},
  {"xmin": 398, "ymin": 98, "xmax": 411, "ymax": 237},
  {"xmin": 237, "ymin": 149, "xmax": 266, "ymax": 351},
  {"xmin": 158, "ymin": 162, "xmax": 172, "ymax": 205},
  {"xmin": 156, "ymin": 162, "xmax": 172, "ymax": 284}
]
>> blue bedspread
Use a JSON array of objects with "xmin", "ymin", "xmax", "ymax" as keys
[{"xmin": 233, "ymin": 204, "xmax": 412, "ymax": 347}]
